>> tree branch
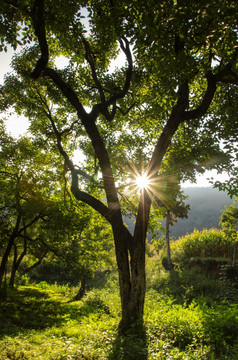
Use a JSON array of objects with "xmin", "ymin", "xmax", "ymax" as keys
[
  {"xmin": 30, "ymin": 0, "xmax": 49, "ymax": 79},
  {"xmin": 183, "ymin": 72, "xmax": 217, "ymax": 120},
  {"xmin": 21, "ymin": 252, "xmax": 47, "ymax": 275},
  {"xmin": 60, "ymin": 119, "xmax": 79, "ymax": 136},
  {"xmin": 184, "ymin": 60, "xmax": 238, "ymax": 121},
  {"xmin": 82, "ymin": 37, "xmax": 106, "ymax": 104},
  {"xmin": 134, "ymin": 80, "xmax": 190, "ymax": 244},
  {"xmin": 43, "ymin": 67, "xmax": 88, "ymax": 119},
  {"xmin": 70, "ymin": 182, "xmax": 114, "ymax": 224},
  {"xmin": 42, "ymin": 102, "xmax": 114, "ymax": 221},
  {"xmin": 75, "ymin": 168, "xmax": 94, "ymax": 182},
  {"xmin": 116, "ymin": 103, "xmax": 136, "ymax": 116},
  {"xmin": 105, "ymin": 37, "xmax": 133, "ymax": 108},
  {"xmin": 18, "ymin": 214, "xmax": 43, "ymax": 234}
]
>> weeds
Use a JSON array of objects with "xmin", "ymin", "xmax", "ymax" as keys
[{"xmin": 1, "ymin": 265, "xmax": 238, "ymax": 359}]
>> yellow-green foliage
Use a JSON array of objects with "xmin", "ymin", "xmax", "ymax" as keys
[
  {"xmin": 171, "ymin": 228, "xmax": 235, "ymax": 261},
  {"xmin": 1, "ymin": 282, "xmax": 238, "ymax": 359}
]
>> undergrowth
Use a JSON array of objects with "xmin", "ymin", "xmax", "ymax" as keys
[{"xmin": 0, "ymin": 264, "xmax": 238, "ymax": 359}]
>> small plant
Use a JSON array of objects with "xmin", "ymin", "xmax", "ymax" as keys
[
  {"xmin": 1, "ymin": 263, "xmax": 238, "ymax": 359},
  {"xmin": 84, "ymin": 291, "xmax": 111, "ymax": 314}
]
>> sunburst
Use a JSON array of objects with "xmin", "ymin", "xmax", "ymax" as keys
[{"xmin": 135, "ymin": 173, "xmax": 151, "ymax": 190}]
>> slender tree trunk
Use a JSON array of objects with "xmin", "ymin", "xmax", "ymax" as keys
[
  {"xmin": 232, "ymin": 241, "xmax": 238, "ymax": 266},
  {"xmin": 9, "ymin": 265, "xmax": 17, "ymax": 288},
  {"xmin": 0, "ymin": 225, "xmax": 21, "ymax": 288},
  {"xmin": 0, "ymin": 214, "xmax": 21, "ymax": 287},
  {"xmin": 74, "ymin": 276, "xmax": 86, "ymax": 301},
  {"xmin": 9, "ymin": 243, "xmax": 18, "ymax": 288},
  {"xmin": 9, "ymin": 238, "xmax": 27, "ymax": 288},
  {"xmin": 0, "ymin": 237, "xmax": 15, "ymax": 287},
  {"xmin": 165, "ymin": 211, "xmax": 173, "ymax": 270}
]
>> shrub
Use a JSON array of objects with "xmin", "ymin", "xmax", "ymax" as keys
[{"xmin": 171, "ymin": 228, "xmax": 235, "ymax": 262}]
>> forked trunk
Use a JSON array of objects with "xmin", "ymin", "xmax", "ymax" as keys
[{"xmin": 113, "ymin": 224, "xmax": 146, "ymax": 330}]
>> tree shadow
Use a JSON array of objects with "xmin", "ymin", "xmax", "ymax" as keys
[
  {"xmin": 0, "ymin": 286, "xmax": 107, "ymax": 339},
  {"xmin": 109, "ymin": 321, "xmax": 148, "ymax": 360}
]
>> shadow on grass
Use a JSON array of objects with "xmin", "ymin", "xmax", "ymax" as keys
[
  {"xmin": 109, "ymin": 321, "xmax": 148, "ymax": 360},
  {"xmin": 0, "ymin": 286, "xmax": 106, "ymax": 339},
  {"xmin": 152, "ymin": 267, "xmax": 237, "ymax": 305}
]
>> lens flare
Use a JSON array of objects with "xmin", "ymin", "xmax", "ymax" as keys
[{"xmin": 136, "ymin": 173, "xmax": 150, "ymax": 190}]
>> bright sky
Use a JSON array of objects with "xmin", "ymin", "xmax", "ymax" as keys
[{"xmin": 0, "ymin": 47, "xmax": 229, "ymax": 188}]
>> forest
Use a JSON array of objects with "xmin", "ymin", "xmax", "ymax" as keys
[{"xmin": 0, "ymin": 0, "xmax": 238, "ymax": 359}]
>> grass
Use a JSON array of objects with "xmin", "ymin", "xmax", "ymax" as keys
[{"xmin": 0, "ymin": 266, "xmax": 238, "ymax": 359}]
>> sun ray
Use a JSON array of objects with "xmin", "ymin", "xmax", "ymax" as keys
[{"xmin": 136, "ymin": 173, "xmax": 150, "ymax": 190}]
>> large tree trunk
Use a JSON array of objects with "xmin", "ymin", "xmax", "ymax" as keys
[{"xmin": 113, "ymin": 214, "xmax": 146, "ymax": 330}]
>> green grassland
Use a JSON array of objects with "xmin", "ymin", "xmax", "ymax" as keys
[{"xmin": 1, "ymin": 258, "xmax": 238, "ymax": 360}]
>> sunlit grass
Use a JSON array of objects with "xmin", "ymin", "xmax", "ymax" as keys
[{"xmin": 1, "ymin": 267, "xmax": 238, "ymax": 359}]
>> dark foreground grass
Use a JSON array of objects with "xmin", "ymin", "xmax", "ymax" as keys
[{"xmin": 0, "ymin": 273, "xmax": 238, "ymax": 360}]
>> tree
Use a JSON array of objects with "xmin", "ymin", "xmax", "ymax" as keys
[
  {"xmin": 220, "ymin": 199, "xmax": 238, "ymax": 265},
  {"xmin": 152, "ymin": 175, "xmax": 190, "ymax": 270},
  {"xmin": 29, "ymin": 202, "xmax": 114, "ymax": 298},
  {"xmin": 163, "ymin": 193, "xmax": 190, "ymax": 270},
  {"xmin": 1, "ymin": 0, "xmax": 237, "ymax": 329},
  {"xmin": 0, "ymin": 120, "xmax": 111, "ymax": 290},
  {"xmin": 0, "ymin": 122, "xmax": 60, "ymax": 288}
]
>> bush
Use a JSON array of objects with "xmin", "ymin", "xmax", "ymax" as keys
[{"xmin": 171, "ymin": 228, "xmax": 235, "ymax": 262}]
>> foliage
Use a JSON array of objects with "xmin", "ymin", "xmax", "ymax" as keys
[
  {"xmin": 171, "ymin": 228, "xmax": 235, "ymax": 262},
  {"xmin": 0, "ymin": 270, "xmax": 238, "ymax": 359},
  {"xmin": 0, "ymin": 121, "xmax": 61, "ymax": 287},
  {"xmin": 220, "ymin": 198, "xmax": 238, "ymax": 241},
  {"xmin": 0, "ymin": 119, "xmax": 114, "ymax": 291}
]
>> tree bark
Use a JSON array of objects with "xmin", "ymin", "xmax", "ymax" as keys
[
  {"xmin": 165, "ymin": 211, "xmax": 173, "ymax": 270},
  {"xmin": 112, "ymin": 218, "xmax": 146, "ymax": 330},
  {"xmin": 9, "ymin": 243, "xmax": 18, "ymax": 288},
  {"xmin": 232, "ymin": 241, "xmax": 238, "ymax": 266},
  {"xmin": 0, "ymin": 215, "xmax": 21, "ymax": 287},
  {"xmin": 73, "ymin": 277, "xmax": 86, "ymax": 301},
  {"xmin": 9, "ymin": 237, "xmax": 27, "ymax": 288}
]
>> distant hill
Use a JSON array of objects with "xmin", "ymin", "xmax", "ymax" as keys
[
  {"xmin": 169, "ymin": 187, "xmax": 234, "ymax": 238},
  {"xmin": 124, "ymin": 187, "xmax": 234, "ymax": 240}
]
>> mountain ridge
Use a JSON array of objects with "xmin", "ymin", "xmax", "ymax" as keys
[
  {"xmin": 169, "ymin": 187, "xmax": 234, "ymax": 238},
  {"xmin": 124, "ymin": 187, "xmax": 235, "ymax": 239}
]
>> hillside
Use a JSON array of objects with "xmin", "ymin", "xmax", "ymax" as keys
[
  {"xmin": 170, "ymin": 187, "xmax": 234, "ymax": 238},
  {"xmin": 124, "ymin": 187, "xmax": 234, "ymax": 240}
]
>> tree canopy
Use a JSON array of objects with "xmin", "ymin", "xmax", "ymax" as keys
[{"xmin": 0, "ymin": 119, "xmax": 113, "ymax": 291}]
